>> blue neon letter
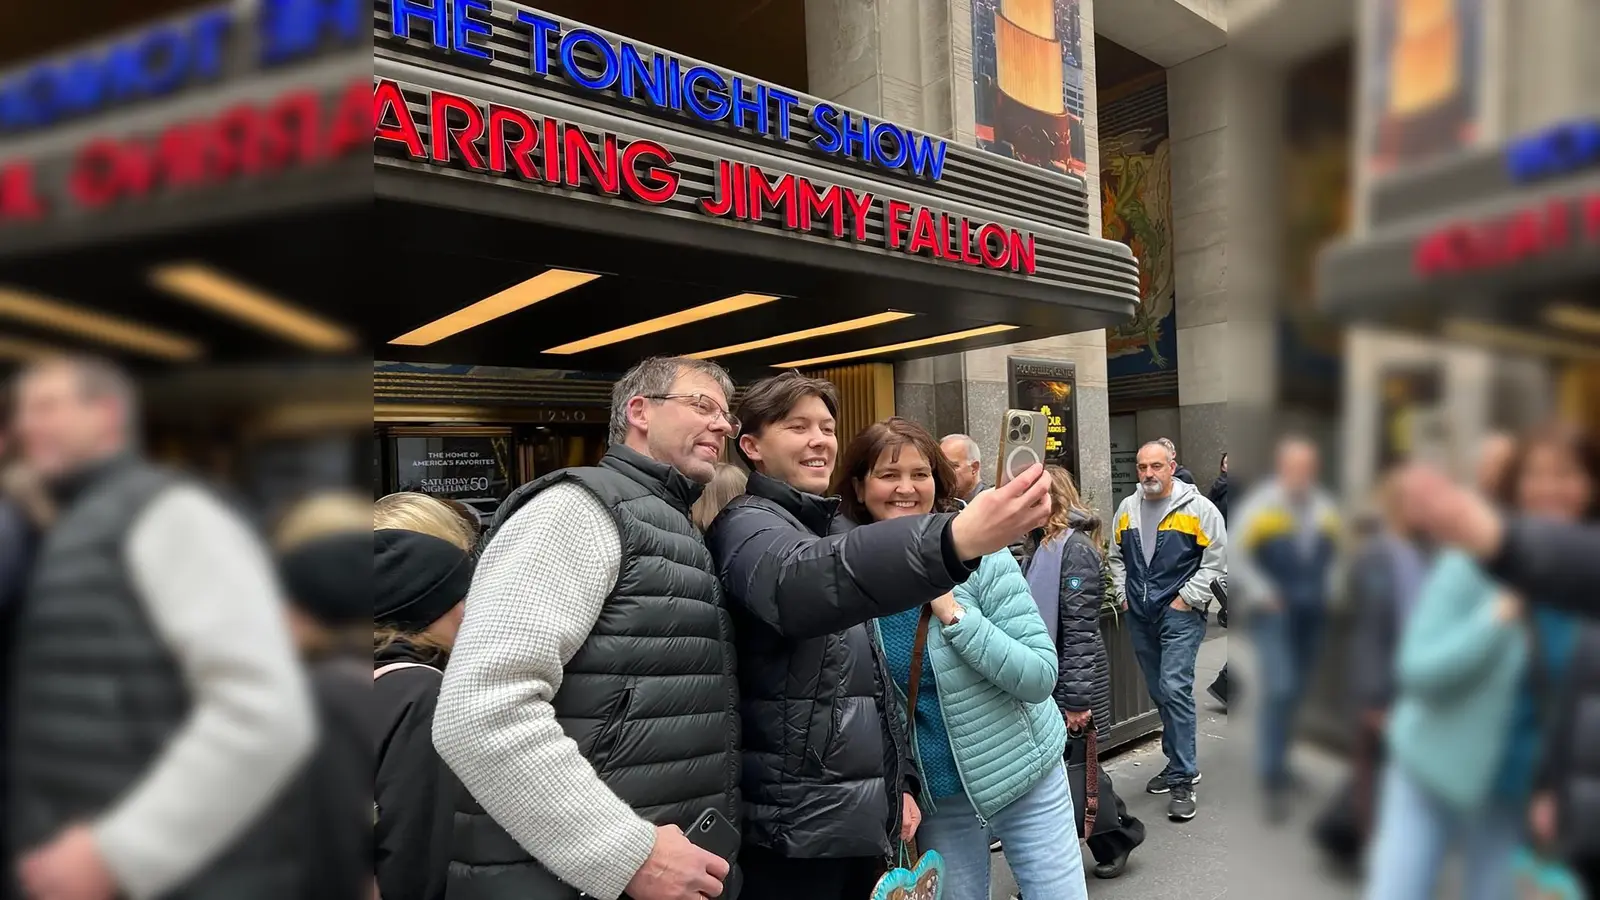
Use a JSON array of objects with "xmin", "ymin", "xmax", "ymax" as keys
[
  {"xmin": 392, "ymin": 0, "xmax": 448, "ymax": 49},
  {"xmin": 840, "ymin": 111, "xmax": 871, "ymax": 161},
  {"xmin": 769, "ymin": 88, "xmax": 799, "ymax": 141},
  {"xmin": 906, "ymin": 132, "xmax": 948, "ymax": 180},
  {"xmin": 871, "ymin": 123, "xmax": 908, "ymax": 170},
  {"xmin": 260, "ymin": 0, "xmax": 357, "ymax": 64},
  {"xmin": 683, "ymin": 66, "xmax": 730, "ymax": 121},
  {"xmin": 561, "ymin": 30, "xmax": 619, "ymax": 91},
  {"xmin": 188, "ymin": 9, "xmax": 232, "ymax": 76},
  {"xmin": 620, "ymin": 43, "xmax": 667, "ymax": 106},
  {"xmin": 810, "ymin": 103, "xmax": 843, "ymax": 154},
  {"xmin": 730, "ymin": 78, "xmax": 769, "ymax": 136},
  {"xmin": 452, "ymin": 0, "xmax": 492, "ymax": 59},
  {"xmin": 516, "ymin": 11, "xmax": 560, "ymax": 75}
]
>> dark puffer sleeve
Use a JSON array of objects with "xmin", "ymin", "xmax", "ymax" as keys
[{"xmin": 1053, "ymin": 535, "xmax": 1104, "ymax": 714}]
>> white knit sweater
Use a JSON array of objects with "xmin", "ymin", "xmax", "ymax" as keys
[{"xmin": 432, "ymin": 482, "xmax": 656, "ymax": 900}]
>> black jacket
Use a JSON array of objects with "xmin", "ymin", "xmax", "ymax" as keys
[
  {"xmin": 1208, "ymin": 474, "xmax": 1229, "ymax": 522},
  {"xmin": 1540, "ymin": 623, "xmax": 1600, "ymax": 867},
  {"xmin": 299, "ymin": 655, "xmax": 377, "ymax": 900},
  {"xmin": 1175, "ymin": 466, "xmax": 1197, "ymax": 486},
  {"xmin": 1487, "ymin": 518, "xmax": 1600, "ymax": 616},
  {"xmin": 450, "ymin": 447, "xmax": 740, "ymax": 900},
  {"xmin": 705, "ymin": 472, "xmax": 974, "ymax": 859},
  {"xmin": 1050, "ymin": 514, "xmax": 1113, "ymax": 742},
  {"xmin": 373, "ymin": 641, "xmax": 457, "ymax": 900}
]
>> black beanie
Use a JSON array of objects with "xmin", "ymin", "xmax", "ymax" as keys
[
  {"xmin": 374, "ymin": 529, "xmax": 475, "ymax": 632},
  {"xmin": 278, "ymin": 532, "xmax": 376, "ymax": 627}
]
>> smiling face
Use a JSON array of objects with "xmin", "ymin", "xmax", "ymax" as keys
[
  {"xmin": 628, "ymin": 367, "xmax": 734, "ymax": 484},
  {"xmin": 739, "ymin": 393, "xmax": 837, "ymax": 494},
  {"xmin": 858, "ymin": 441, "xmax": 937, "ymax": 521}
]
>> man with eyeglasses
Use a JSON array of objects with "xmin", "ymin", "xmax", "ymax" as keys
[{"xmin": 434, "ymin": 357, "xmax": 743, "ymax": 900}]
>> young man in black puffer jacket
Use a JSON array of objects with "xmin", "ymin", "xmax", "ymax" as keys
[{"xmin": 707, "ymin": 373, "xmax": 1051, "ymax": 899}]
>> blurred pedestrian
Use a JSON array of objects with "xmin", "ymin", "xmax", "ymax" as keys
[
  {"xmin": 6, "ymin": 355, "xmax": 315, "ymax": 900},
  {"xmin": 836, "ymin": 421, "xmax": 1086, "ymax": 900},
  {"xmin": 1232, "ymin": 437, "xmax": 1339, "ymax": 820},
  {"xmin": 1033, "ymin": 465, "xmax": 1146, "ymax": 879},
  {"xmin": 1364, "ymin": 425, "xmax": 1588, "ymax": 900},
  {"xmin": 1208, "ymin": 452, "xmax": 1229, "ymax": 522},
  {"xmin": 431, "ymin": 357, "xmax": 736, "ymax": 900},
  {"xmin": 689, "ymin": 461, "xmax": 747, "ymax": 532},
  {"xmin": 1158, "ymin": 438, "xmax": 1197, "ymax": 486},
  {"xmin": 940, "ymin": 433, "xmax": 988, "ymax": 505},
  {"xmin": 369, "ymin": 493, "xmax": 479, "ymax": 900},
  {"xmin": 1108, "ymin": 441, "xmax": 1228, "ymax": 821},
  {"xmin": 708, "ymin": 376, "xmax": 1049, "ymax": 899},
  {"xmin": 274, "ymin": 493, "xmax": 381, "ymax": 900}
]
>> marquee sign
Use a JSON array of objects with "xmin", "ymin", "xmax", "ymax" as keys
[
  {"xmin": 1413, "ymin": 193, "xmax": 1600, "ymax": 277},
  {"xmin": 386, "ymin": 0, "xmax": 950, "ymax": 181},
  {"xmin": 374, "ymin": 80, "xmax": 1037, "ymax": 274}
]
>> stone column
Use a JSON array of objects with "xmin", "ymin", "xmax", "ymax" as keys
[{"xmin": 1168, "ymin": 47, "xmax": 1229, "ymax": 485}]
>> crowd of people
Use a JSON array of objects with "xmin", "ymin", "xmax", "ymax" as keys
[{"xmin": 0, "ymin": 353, "xmax": 1236, "ymax": 900}]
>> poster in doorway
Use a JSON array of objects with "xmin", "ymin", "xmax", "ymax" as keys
[
  {"xmin": 1366, "ymin": 0, "xmax": 1485, "ymax": 176},
  {"xmin": 1008, "ymin": 358, "xmax": 1079, "ymax": 482},
  {"xmin": 1100, "ymin": 76, "xmax": 1177, "ymax": 379},
  {"xmin": 391, "ymin": 430, "xmax": 515, "ymax": 525},
  {"xmin": 1376, "ymin": 365, "xmax": 1446, "ymax": 473},
  {"xmin": 972, "ymin": 0, "xmax": 1088, "ymax": 177}
]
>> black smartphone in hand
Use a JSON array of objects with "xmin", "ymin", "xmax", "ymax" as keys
[{"xmin": 688, "ymin": 808, "xmax": 742, "ymax": 899}]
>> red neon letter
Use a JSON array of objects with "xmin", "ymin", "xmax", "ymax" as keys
[
  {"xmin": 1007, "ymin": 229, "xmax": 1036, "ymax": 274},
  {"xmin": 908, "ymin": 207, "xmax": 940, "ymax": 256},
  {"xmin": 431, "ymin": 92, "xmax": 486, "ymax": 169},
  {"xmin": 1414, "ymin": 227, "xmax": 1463, "ymax": 276},
  {"xmin": 700, "ymin": 161, "xmax": 737, "ymax": 217},
  {"xmin": 373, "ymin": 80, "xmax": 425, "ymax": 158},
  {"xmin": 800, "ymin": 180, "xmax": 845, "ymax": 238},
  {"xmin": 0, "ymin": 161, "xmax": 47, "ymax": 221},
  {"xmin": 487, "ymin": 105, "xmax": 539, "ymax": 179},
  {"xmin": 748, "ymin": 167, "xmax": 799, "ymax": 228},
  {"xmin": 1584, "ymin": 193, "xmax": 1600, "ymax": 241},
  {"xmin": 842, "ymin": 188, "xmax": 874, "ymax": 242},
  {"xmin": 977, "ymin": 223, "xmax": 1009, "ymax": 268},
  {"xmin": 564, "ymin": 127, "xmax": 619, "ymax": 194},
  {"xmin": 884, "ymin": 199, "xmax": 911, "ymax": 249},
  {"xmin": 214, "ymin": 103, "xmax": 267, "ymax": 179},
  {"xmin": 155, "ymin": 121, "xmax": 208, "ymax": 189},
  {"xmin": 267, "ymin": 90, "xmax": 323, "ymax": 167},
  {"xmin": 621, "ymin": 140, "xmax": 678, "ymax": 204}
]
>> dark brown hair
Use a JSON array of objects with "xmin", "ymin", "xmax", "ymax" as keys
[
  {"xmin": 834, "ymin": 417, "xmax": 959, "ymax": 522},
  {"xmin": 1497, "ymin": 422, "xmax": 1600, "ymax": 521},
  {"xmin": 734, "ymin": 371, "xmax": 839, "ymax": 468}
]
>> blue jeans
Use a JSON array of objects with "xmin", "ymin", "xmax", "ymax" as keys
[
  {"xmin": 1127, "ymin": 602, "xmax": 1207, "ymax": 784},
  {"xmin": 915, "ymin": 765, "xmax": 1089, "ymax": 900},
  {"xmin": 1364, "ymin": 764, "xmax": 1521, "ymax": 900},
  {"xmin": 1255, "ymin": 602, "xmax": 1325, "ymax": 789}
]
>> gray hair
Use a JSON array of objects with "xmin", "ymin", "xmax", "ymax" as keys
[
  {"xmin": 941, "ymin": 433, "xmax": 981, "ymax": 464},
  {"xmin": 609, "ymin": 356, "xmax": 735, "ymax": 445},
  {"xmin": 1141, "ymin": 439, "xmax": 1177, "ymax": 462},
  {"xmin": 18, "ymin": 354, "xmax": 140, "ymax": 434}
]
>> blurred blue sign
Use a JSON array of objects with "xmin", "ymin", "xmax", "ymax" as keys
[{"xmin": 1505, "ymin": 118, "xmax": 1600, "ymax": 183}]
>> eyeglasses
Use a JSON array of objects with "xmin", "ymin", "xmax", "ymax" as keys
[{"xmin": 646, "ymin": 393, "xmax": 740, "ymax": 430}]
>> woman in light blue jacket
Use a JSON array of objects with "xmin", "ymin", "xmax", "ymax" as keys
[{"xmin": 834, "ymin": 418, "xmax": 1085, "ymax": 900}]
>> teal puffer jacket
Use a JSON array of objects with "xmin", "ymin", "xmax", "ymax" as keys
[{"xmin": 878, "ymin": 550, "xmax": 1068, "ymax": 821}]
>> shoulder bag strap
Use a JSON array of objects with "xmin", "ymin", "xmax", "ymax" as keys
[
  {"xmin": 1082, "ymin": 726, "xmax": 1100, "ymax": 837},
  {"xmin": 905, "ymin": 605, "xmax": 934, "ymax": 718},
  {"xmin": 374, "ymin": 662, "xmax": 438, "ymax": 681}
]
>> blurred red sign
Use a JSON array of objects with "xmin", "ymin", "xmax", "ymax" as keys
[
  {"xmin": 1414, "ymin": 194, "xmax": 1600, "ymax": 277},
  {"xmin": 0, "ymin": 77, "xmax": 369, "ymax": 223}
]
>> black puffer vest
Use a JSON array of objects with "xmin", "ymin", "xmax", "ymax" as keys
[
  {"xmin": 6, "ymin": 455, "xmax": 306, "ymax": 899},
  {"xmin": 449, "ymin": 447, "xmax": 740, "ymax": 900}
]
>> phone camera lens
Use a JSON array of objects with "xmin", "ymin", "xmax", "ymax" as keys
[
  {"xmin": 1009, "ymin": 416, "xmax": 1021, "ymax": 428},
  {"xmin": 1020, "ymin": 424, "xmax": 1032, "ymax": 437},
  {"xmin": 1008, "ymin": 429, "xmax": 1020, "ymax": 441},
  {"xmin": 701, "ymin": 818, "xmax": 712, "ymax": 831}
]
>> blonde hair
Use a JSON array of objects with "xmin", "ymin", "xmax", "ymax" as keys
[
  {"xmin": 692, "ymin": 463, "xmax": 748, "ymax": 532},
  {"xmin": 373, "ymin": 492, "xmax": 476, "ymax": 662},
  {"xmin": 374, "ymin": 491, "xmax": 477, "ymax": 551},
  {"xmin": 274, "ymin": 491, "xmax": 372, "ymax": 553},
  {"xmin": 1042, "ymin": 465, "xmax": 1104, "ymax": 553}
]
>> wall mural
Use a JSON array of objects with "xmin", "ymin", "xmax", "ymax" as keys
[
  {"xmin": 1367, "ymin": 0, "xmax": 1483, "ymax": 176},
  {"xmin": 1101, "ymin": 79, "xmax": 1176, "ymax": 379},
  {"xmin": 972, "ymin": 0, "xmax": 1087, "ymax": 178}
]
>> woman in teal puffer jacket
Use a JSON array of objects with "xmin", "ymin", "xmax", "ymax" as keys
[{"xmin": 834, "ymin": 418, "xmax": 1087, "ymax": 900}]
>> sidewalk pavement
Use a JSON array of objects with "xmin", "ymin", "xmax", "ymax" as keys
[{"xmin": 989, "ymin": 621, "xmax": 1361, "ymax": 899}]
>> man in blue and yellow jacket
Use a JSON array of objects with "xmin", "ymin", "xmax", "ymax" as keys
[
  {"xmin": 1109, "ymin": 441, "xmax": 1228, "ymax": 822},
  {"xmin": 1232, "ymin": 437, "xmax": 1339, "ymax": 820}
]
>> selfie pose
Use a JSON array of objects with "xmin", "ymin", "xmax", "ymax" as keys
[{"xmin": 837, "ymin": 417, "xmax": 1089, "ymax": 900}]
